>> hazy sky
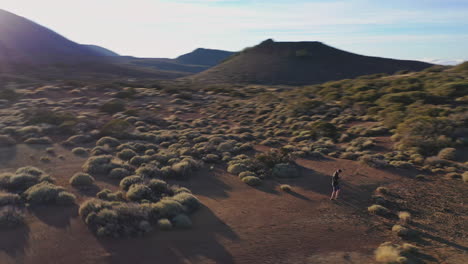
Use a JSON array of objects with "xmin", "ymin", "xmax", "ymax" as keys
[{"xmin": 1, "ymin": 0, "xmax": 467, "ymax": 64}]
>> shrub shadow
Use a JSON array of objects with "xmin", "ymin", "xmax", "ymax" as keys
[
  {"xmin": 97, "ymin": 204, "xmax": 238, "ymax": 264},
  {"xmin": 169, "ymin": 166, "xmax": 233, "ymax": 199},
  {"xmin": 0, "ymin": 223, "xmax": 30, "ymax": 258},
  {"xmin": 29, "ymin": 204, "xmax": 78, "ymax": 228}
]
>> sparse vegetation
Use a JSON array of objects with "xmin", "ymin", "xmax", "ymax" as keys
[{"xmin": 70, "ymin": 173, "xmax": 95, "ymax": 187}]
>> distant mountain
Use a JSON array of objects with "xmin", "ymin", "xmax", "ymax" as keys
[
  {"xmin": 176, "ymin": 48, "xmax": 236, "ymax": 66},
  {"xmin": 82, "ymin": 45, "xmax": 119, "ymax": 57},
  {"xmin": 188, "ymin": 39, "xmax": 434, "ymax": 85},
  {"xmin": 0, "ymin": 9, "xmax": 105, "ymax": 65}
]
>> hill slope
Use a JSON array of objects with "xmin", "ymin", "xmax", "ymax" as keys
[
  {"xmin": 82, "ymin": 45, "xmax": 119, "ymax": 57},
  {"xmin": 188, "ymin": 39, "xmax": 433, "ymax": 85},
  {"xmin": 176, "ymin": 48, "xmax": 235, "ymax": 66},
  {"xmin": 0, "ymin": 9, "xmax": 105, "ymax": 64}
]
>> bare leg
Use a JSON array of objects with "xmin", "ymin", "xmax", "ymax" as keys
[
  {"xmin": 334, "ymin": 190, "xmax": 341, "ymax": 200},
  {"xmin": 330, "ymin": 191, "xmax": 335, "ymax": 200}
]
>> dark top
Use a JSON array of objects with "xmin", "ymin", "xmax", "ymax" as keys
[{"xmin": 332, "ymin": 171, "xmax": 340, "ymax": 186}]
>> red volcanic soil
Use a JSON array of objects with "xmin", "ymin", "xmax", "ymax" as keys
[
  {"xmin": 0, "ymin": 143, "xmax": 414, "ymax": 264},
  {"xmin": 1, "ymin": 144, "xmax": 467, "ymax": 264}
]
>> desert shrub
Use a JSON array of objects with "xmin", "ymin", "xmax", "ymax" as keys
[
  {"xmin": 114, "ymin": 88, "xmax": 137, "ymax": 99},
  {"xmin": 0, "ymin": 88, "xmax": 20, "ymax": 101},
  {"xmin": 279, "ymin": 184, "xmax": 292, "ymax": 192},
  {"xmin": 96, "ymin": 137, "xmax": 120, "ymax": 147},
  {"xmin": 227, "ymin": 163, "xmax": 249, "ymax": 175},
  {"xmin": 57, "ymin": 191, "xmax": 77, "ymax": 205},
  {"xmin": 135, "ymin": 165, "xmax": 160, "ymax": 178},
  {"xmin": 398, "ymin": 211, "xmax": 411, "ymax": 224},
  {"xmin": 70, "ymin": 173, "xmax": 95, "ymax": 187},
  {"xmin": 0, "ymin": 209, "xmax": 24, "ymax": 228},
  {"xmin": 238, "ymin": 171, "xmax": 256, "ymax": 179},
  {"xmin": 0, "ymin": 135, "xmax": 16, "ymax": 147},
  {"xmin": 99, "ymin": 100, "xmax": 126, "ymax": 114},
  {"xmin": 119, "ymin": 175, "xmax": 144, "ymax": 191},
  {"xmin": 340, "ymin": 149, "xmax": 361, "ymax": 159},
  {"xmin": 23, "ymin": 182, "xmax": 75, "ymax": 205},
  {"xmin": 359, "ymin": 154, "xmax": 388, "ymax": 168},
  {"xmin": 82, "ymin": 155, "xmax": 115, "ymax": 175},
  {"xmin": 400, "ymin": 243, "xmax": 419, "ymax": 254},
  {"xmin": 255, "ymin": 149, "xmax": 294, "ymax": 168},
  {"xmin": 171, "ymin": 192, "xmax": 200, "ymax": 213},
  {"xmin": 203, "ymin": 154, "xmax": 220, "ymax": 163},
  {"xmin": 272, "ymin": 163, "xmax": 299, "ymax": 178},
  {"xmin": 81, "ymin": 201, "xmax": 150, "ymax": 237},
  {"xmin": 117, "ymin": 149, "xmax": 137, "ymax": 161},
  {"xmin": 172, "ymin": 214, "xmax": 192, "ymax": 229},
  {"xmin": 101, "ymin": 119, "xmax": 131, "ymax": 137},
  {"xmin": 157, "ymin": 218, "xmax": 172, "ymax": 230},
  {"xmin": 109, "ymin": 168, "xmax": 131, "ymax": 179},
  {"xmin": 96, "ymin": 189, "xmax": 125, "ymax": 201},
  {"xmin": 1, "ymin": 166, "xmax": 49, "ymax": 191},
  {"xmin": 368, "ymin": 204, "xmax": 389, "ymax": 215},
  {"xmin": 437, "ymin": 147, "xmax": 457, "ymax": 160},
  {"xmin": 348, "ymin": 137, "xmax": 375, "ymax": 151},
  {"xmin": 389, "ymin": 161, "xmax": 414, "ymax": 169},
  {"xmin": 24, "ymin": 137, "xmax": 53, "ymax": 145},
  {"xmin": 147, "ymin": 179, "xmax": 170, "ymax": 195},
  {"xmin": 171, "ymin": 158, "xmax": 202, "ymax": 178},
  {"xmin": 392, "ymin": 225, "xmax": 410, "ymax": 237},
  {"xmin": 25, "ymin": 108, "xmax": 76, "ymax": 126},
  {"xmin": 0, "ymin": 192, "xmax": 21, "ymax": 206},
  {"xmin": 126, "ymin": 184, "xmax": 152, "ymax": 202},
  {"xmin": 309, "ymin": 121, "xmax": 338, "ymax": 139},
  {"xmin": 463, "ymin": 172, "xmax": 468, "ymax": 183},
  {"xmin": 72, "ymin": 147, "xmax": 88, "ymax": 156},
  {"xmin": 395, "ymin": 116, "xmax": 454, "ymax": 155},
  {"xmin": 374, "ymin": 243, "xmax": 400, "ymax": 263},
  {"xmin": 376, "ymin": 187, "xmax": 389, "ymax": 195},
  {"xmin": 288, "ymin": 99, "xmax": 324, "ymax": 115},
  {"xmin": 242, "ymin": 176, "xmax": 261, "ymax": 186},
  {"xmin": 150, "ymin": 199, "xmax": 184, "ymax": 219}
]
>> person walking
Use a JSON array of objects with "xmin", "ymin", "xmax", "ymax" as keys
[{"xmin": 330, "ymin": 169, "xmax": 342, "ymax": 200}]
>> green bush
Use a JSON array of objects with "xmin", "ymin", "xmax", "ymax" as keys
[
  {"xmin": 119, "ymin": 175, "xmax": 143, "ymax": 191},
  {"xmin": 109, "ymin": 168, "xmax": 131, "ymax": 179},
  {"xmin": 96, "ymin": 137, "xmax": 120, "ymax": 147},
  {"xmin": 126, "ymin": 184, "xmax": 152, "ymax": 202},
  {"xmin": 99, "ymin": 100, "xmax": 126, "ymax": 114},
  {"xmin": 280, "ymin": 184, "xmax": 292, "ymax": 192},
  {"xmin": 24, "ymin": 137, "xmax": 53, "ymax": 145},
  {"xmin": 1, "ymin": 166, "xmax": 49, "ymax": 191},
  {"xmin": 309, "ymin": 121, "xmax": 338, "ymax": 139},
  {"xmin": 157, "ymin": 218, "xmax": 172, "ymax": 230},
  {"xmin": 150, "ymin": 199, "xmax": 184, "ymax": 219},
  {"xmin": 368, "ymin": 204, "xmax": 389, "ymax": 215},
  {"xmin": 117, "ymin": 149, "xmax": 137, "ymax": 161},
  {"xmin": 101, "ymin": 119, "xmax": 131, "ymax": 137},
  {"xmin": 437, "ymin": 147, "xmax": 457, "ymax": 160},
  {"xmin": 241, "ymin": 176, "xmax": 262, "ymax": 186},
  {"xmin": 25, "ymin": 108, "xmax": 76, "ymax": 126},
  {"xmin": 0, "ymin": 192, "xmax": 21, "ymax": 206},
  {"xmin": 72, "ymin": 147, "xmax": 88, "ymax": 156},
  {"xmin": 171, "ymin": 193, "xmax": 200, "ymax": 213},
  {"xmin": 82, "ymin": 155, "xmax": 115, "ymax": 175},
  {"xmin": 70, "ymin": 173, "xmax": 95, "ymax": 187},
  {"xmin": 0, "ymin": 209, "xmax": 24, "ymax": 228},
  {"xmin": 23, "ymin": 182, "xmax": 75, "ymax": 205},
  {"xmin": 172, "ymin": 214, "xmax": 192, "ymax": 229}
]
